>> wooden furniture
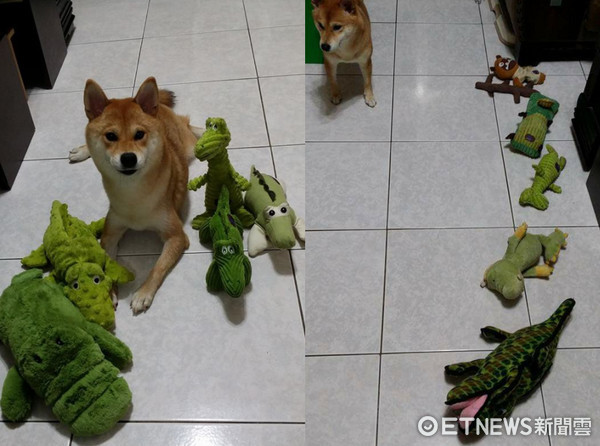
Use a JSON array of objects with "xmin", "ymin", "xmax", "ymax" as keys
[{"xmin": 0, "ymin": 29, "xmax": 35, "ymax": 190}]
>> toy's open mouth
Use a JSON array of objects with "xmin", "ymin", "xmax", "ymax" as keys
[{"xmin": 450, "ymin": 394, "xmax": 488, "ymax": 429}]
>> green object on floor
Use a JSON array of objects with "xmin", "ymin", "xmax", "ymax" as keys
[
  {"xmin": 21, "ymin": 200, "xmax": 134, "ymax": 330},
  {"xmin": 445, "ymin": 298, "xmax": 575, "ymax": 432},
  {"xmin": 306, "ymin": 0, "xmax": 323, "ymax": 64},
  {"xmin": 0, "ymin": 269, "xmax": 133, "ymax": 436},
  {"xmin": 201, "ymin": 186, "xmax": 251, "ymax": 298},
  {"xmin": 188, "ymin": 117, "xmax": 254, "ymax": 231},
  {"xmin": 480, "ymin": 223, "xmax": 567, "ymax": 300},
  {"xmin": 519, "ymin": 145, "xmax": 566, "ymax": 210},
  {"xmin": 507, "ymin": 93, "xmax": 559, "ymax": 158}
]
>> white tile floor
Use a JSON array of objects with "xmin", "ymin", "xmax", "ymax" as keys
[
  {"xmin": 0, "ymin": 0, "xmax": 304, "ymax": 445},
  {"xmin": 306, "ymin": 1, "xmax": 599, "ymax": 445}
]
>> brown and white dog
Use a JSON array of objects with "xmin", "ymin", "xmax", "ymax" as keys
[
  {"xmin": 312, "ymin": 0, "xmax": 376, "ymax": 107},
  {"xmin": 70, "ymin": 77, "xmax": 202, "ymax": 313}
]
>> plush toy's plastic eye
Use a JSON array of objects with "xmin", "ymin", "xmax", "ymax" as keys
[
  {"xmin": 281, "ymin": 207, "xmax": 287, "ymax": 214},
  {"xmin": 221, "ymin": 247, "xmax": 228, "ymax": 255},
  {"xmin": 228, "ymin": 246, "xmax": 235, "ymax": 254},
  {"xmin": 32, "ymin": 354, "xmax": 42, "ymax": 363},
  {"xmin": 93, "ymin": 276, "xmax": 101, "ymax": 284},
  {"xmin": 499, "ymin": 62, "xmax": 505, "ymax": 68},
  {"xmin": 269, "ymin": 210, "xmax": 276, "ymax": 216},
  {"xmin": 56, "ymin": 338, "xmax": 63, "ymax": 345},
  {"xmin": 72, "ymin": 281, "xmax": 79, "ymax": 290}
]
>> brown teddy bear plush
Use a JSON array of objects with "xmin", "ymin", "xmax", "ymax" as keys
[{"xmin": 493, "ymin": 55, "xmax": 546, "ymax": 87}]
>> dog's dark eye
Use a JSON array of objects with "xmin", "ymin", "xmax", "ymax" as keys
[
  {"xmin": 333, "ymin": 25, "xmax": 342, "ymax": 31},
  {"xmin": 318, "ymin": 22, "xmax": 325, "ymax": 30},
  {"xmin": 105, "ymin": 132, "xmax": 118, "ymax": 142},
  {"xmin": 134, "ymin": 130, "xmax": 145, "ymax": 140}
]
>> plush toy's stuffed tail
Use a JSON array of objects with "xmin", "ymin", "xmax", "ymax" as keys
[{"xmin": 519, "ymin": 187, "xmax": 549, "ymax": 210}]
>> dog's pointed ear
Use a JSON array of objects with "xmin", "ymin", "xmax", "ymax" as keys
[
  {"xmin": 340, "ymin": 0, "xmax": 356, "ymax": 13},
  {"xmin": 84, "ymin": 79, "xmax": 109, "ymax": 121},
  {"xmin": 134, "ymin": 77, "xmax": 159, "ymax": 116}
]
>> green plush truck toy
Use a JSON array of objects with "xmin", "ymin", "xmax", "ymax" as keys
[
  {"xmin": 445, "ymin": 298, "xmax": 574, "ymax": 432},
  {"xmin": 21, "ymin": 201, "xmax": 134, "ymax": 330},
  {"xmin": 519, "ymin": 145, "xmax": 566, "ymax": 211},
  {"xmin": 481, "ymin": 223, "xmax": 567, "ymax": 300},
  {"xmin": 188, "ymin": 117, "xmax": 254, "ymax": 231},
  {"xmin": 507, "ymin": 93, "xmax": 559, "ymax": 158},
  {"xmin": 200, "ymin": 186, "xmax": 252, "ymax": 298},
  {"xmin": 245, "ymin": 166, "xmax": 305, "ymax": 257},
  {"xmin": 0, "ymin": 269, "xmax": 133, "ymax": 436}
]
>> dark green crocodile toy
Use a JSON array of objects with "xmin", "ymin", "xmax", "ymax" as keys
[
  {"xmin": 0, "ymin": 269, "xmax": 132, "ymax": 436},
  {"xmin": 445, "ymin": 298, "xmax": 575, "ymax": 431},
  {"xmin": 200, "ymin": 186, "xmax": 252, "ymax": 298}
]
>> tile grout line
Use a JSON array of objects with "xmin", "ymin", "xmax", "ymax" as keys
[
  {"xmin": 375, "ymin": 1, "xmax": 400, "ymax": 444},
  {"xmin": 287, "ymin": 250, "xmax": 305, "ymax": 334},
  {"xmin": 131, "ymin": 0, "xmax": 152, "ymax": 95}
]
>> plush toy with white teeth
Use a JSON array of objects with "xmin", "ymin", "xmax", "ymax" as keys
[
  {"xmin": 244, "ymin": 166, "xmax": 305, "ymax": 257},
  {"xmin": 21, "ymin": 201, "xmax": 134, "ymax": 329}
]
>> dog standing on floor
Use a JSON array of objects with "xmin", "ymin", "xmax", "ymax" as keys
[
  {"xmin": 311, "ymin": 0, "xmax": 376, "ymax": 107},
  {"xmin": 69, "ymin": 77, "xmax": 202, "ymax": 313}
]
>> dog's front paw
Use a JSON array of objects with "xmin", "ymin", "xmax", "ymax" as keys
[
  {"xmin": 331, "ymin": 94, "xmax": 342, "ymax": 105},
  {"xmin": 130, "ymin": 290, "xmax": 154, "ymax": 314},
  {"xmin": 69, "ymin": 145, "xmax": 91, "ymax": 163},
  {"xmin": 364, "ymin": 95, "xmax": 377, "ymax": 108}
]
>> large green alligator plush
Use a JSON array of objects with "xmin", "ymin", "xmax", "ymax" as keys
[
  {"xmin": 200, "ymin": 186, "xmax": 252, "ymax": 298},
  {"xmin": 244, "ymin": 166, "xmax": 305, "ymax": 257},
  {"xmin": 0, "ymin": 269, "xmax": 133, "ymax": 436},
  {"xmin": 481, "ymin": 223, "xmax": 567, "ymax": 300},
  {"xmin": 519, "ymin": 145, "xmax": 566, "ymax": 211},
  {"xmin": 188, "ymin": 118, "xmax": 254, "ymax": 231},
  {"xmin": 445, "ymin": 298, "xmax": 575, "ymax": 431},
  {"xmin": 21, "ymin": 201, "xmax": 134, "ymax": 329}
]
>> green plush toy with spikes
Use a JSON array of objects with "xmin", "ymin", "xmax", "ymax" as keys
[
  {"xmin": 21, "ymin": 201, "xmax": 134, "ymax": 330},
  {"xmin": 480, "ymin": 223, "xmax": 567, "ymax": 300},
  {"xmin": 188, "ymin": 117, "xmax": 255, "ymax": 231},
  {"xmin": 519, "ymin": 145, "xmax": 566, "ymax": 210},
  {"xmin": 445, "ymin": 298, "xmax": 574, "ymax": 432},
  {"xmin": 0, "ymin": 269, "xmax": 133, "ymax": 436},
  {"xmin": 200, "ymin": 186, "xmax": 252, "ymax": 298},
  {"xmin": 507, "ymin": 93, "xmax": 559, "ymax": 158}
]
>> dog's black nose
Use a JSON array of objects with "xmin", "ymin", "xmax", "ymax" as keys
[
  {"xmin": 120, "ymin": 152, "xmax": 137, "ymax": 168},
  {"xmin": 321, "ymin": 43, "xmax": 331, "ymax": 52}
]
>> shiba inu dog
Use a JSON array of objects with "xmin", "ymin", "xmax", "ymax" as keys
[
  {"xmin": 311, "ymin": 0, "xmax": 376, "ymax": 107},
  {"xmin": 70, "ymin": 77, "xmax": 202, "ymax": 313}
]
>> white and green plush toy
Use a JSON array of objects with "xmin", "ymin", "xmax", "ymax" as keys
[{"xmin": 244, "ymin": 166, "xmax": 305, "ymax": 257}]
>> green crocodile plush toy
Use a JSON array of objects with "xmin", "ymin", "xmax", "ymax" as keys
[
  {"xmin": 481, "ymin": 223, "xmax": 567, "ymax": 300},
  {"xmin": 21, "ymin": 201, "xmax": 134, "ymax": 329},
  {"xmin": 0, "ymin": 269, "xmax": 133, "ymax": 436},
  {"xmin": 507, "ymin": 93, "xmax": 559, "ymax": 158},
  {"xmin": 519, "ymin": 145, "xmax": 566, "ymax": 210},
  {"xmin": 245, "ymin": 166, "xmax": 305, "ymax": 257},
  {"xmin": 445, "ymin": 298, "xmax": 575, "ymax": 431},
  {"xmin": 200, "ymin": 186, "xmax": 252, "ymax": 298},
  {"xmin": 188, "ymin": 117, "xmax": 254, "ymax": 231}
]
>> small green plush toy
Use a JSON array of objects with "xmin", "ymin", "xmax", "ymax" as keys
[
  {"xmin": 244, "ymin": 166, "xmax": 305, "ymax": 257},
  {"xmin": 519, "ymin": 145, "xmax": 566, "ymax": 210},
  {"xmin": 200, "ymin": 186, "xmax": 252, "ymax": 298},
  {"xmin": 188, "ymin": 118, "xmax": 255, "ymax": 230},
  {"xmin": 445, "ymin": 298, "xmax": 574, "ymax": 432},
  {"xmin": 481, "ymin": 223, "xmax": 567, "ymax": 300},
  {"xmin": 507, "ymin": 93, "xmax": 559, "ymax": 158},
  {"xmin": 21, "ymin": 201, "xmax": 134, "ymax": 329},
  {"xmin": 0, "ymin": 269, "xmax": 133, "ymax": 436}
]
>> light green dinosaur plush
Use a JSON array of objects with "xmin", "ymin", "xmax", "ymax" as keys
[
  {"xmin": 519, "ymin": 145, "xmax": 566, "ymax": 210},
  {"xmin": 200, "ymin": 186, "xmax": 251, "ymax": 298},
  {"xmin": 244, "ymin": 166, "xmax": 305, "ymax": 257},
  {"xmin": 0, "ymin": 269, "xmax": 133, "ymax": 436},
  {"xmin": 445, "ymin": 298, "xmax": 575, "ymax": 431},
  {"xmin": 21, "ymin": 201, "xmax": 134, "ymax": 329},
  {"xmin": 481, "ymin": 223, "xmax": 567, "ymax": 300},
  {"xmin": 188, "ymin": 117, "xmax": 254, "ymax": 231}
]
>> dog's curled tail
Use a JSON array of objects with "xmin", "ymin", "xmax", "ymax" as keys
[{"xmin": 159, "ymin": 89, "xmax": 176, "ymax": 108}]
